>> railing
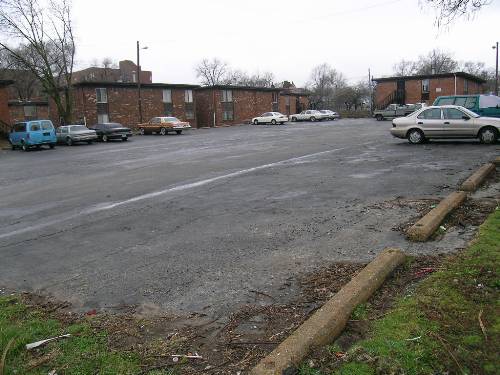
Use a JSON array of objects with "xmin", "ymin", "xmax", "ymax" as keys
[{"xmin": 376, "ymin": 90, "xmax": 397, "ymax": 110}]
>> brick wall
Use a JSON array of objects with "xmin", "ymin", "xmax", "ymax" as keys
[
  {"xmin": 0, "ymin": 86, "xmax": 10, "ymax": 134},
  {"xmin": 195, "ymin": 88, "xmax": 281, "ymax": 127},
  {"xmin": 375, "ymin": 76, "xmax": 486, "ymax": 108},
  {"xmin": 8, "ymin": 103, "xmax": 49, "ymax": 123},
  {"xmin": 69, "ymin": 85, "xmax": 197, "ymax": 128}
]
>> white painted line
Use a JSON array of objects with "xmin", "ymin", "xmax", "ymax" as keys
[{"xmin": 0, "ymin": 145, "xmax": 357, "ymax": 240}]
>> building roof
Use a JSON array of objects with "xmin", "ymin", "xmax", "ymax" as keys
[
  {"xmin": 280, "ymin": 87, "xmax": 310, "ymax": 96},
  {"xmin": 72, "ymin": 81, "xmax": 200, "ymax": 89},
  {"xmin": 195, "ymin": 84, "xmax": 282, "ymax": 92},
  {"xmin": 372, "ymin": 72, "xmax": 486, "ymax": 84},
  {"xmin": 0, "ymin": 79, "xmax": 14, "ymax": 87}
]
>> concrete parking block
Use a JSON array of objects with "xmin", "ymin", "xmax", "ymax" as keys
[
  {"xmin": 460, "ymin": 163, "xmax": 496, "ymax": 192},
  {"xmin": 250, "ymin": 248, "xmax": 406, "ymax": 375},
  {"xmin": 407, "ymin": 191, "xmax": 467, "ymax": 242}
]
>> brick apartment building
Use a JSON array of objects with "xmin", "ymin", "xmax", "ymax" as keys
[
  {"xmin": 0, "ymin": 80, "xmax": 13, "ymax": 135},
  {"xmin": 72, "ymin": 60, "xmax": 152, "ymax": 84},
  {"xmin": 373, "ymin": 72, "xmax": 486, "ymax": 109},
  {"xmin": 279, "ymin": 88, "xmax": 310, "ymax": 116},
  {"xmin": 195, "ymin": 85, "xmax": 289, "ymax": 127},
  {"xmin": 69, "ymin": 81, "xmax": 199, "ymax": 128}
]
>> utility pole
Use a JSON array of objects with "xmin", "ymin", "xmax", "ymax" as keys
[
  {"xmin": 494, "ymin": 42, "xmax": 499, "ymax": 96},
  {"xmin": 368, "ymin": 68, "xmax": 373, "ymax": 114},
  {"xmin": 136, "ymin": 41, "xmax": 143, "ymax": 124}
]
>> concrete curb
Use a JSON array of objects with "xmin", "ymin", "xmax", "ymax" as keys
[
  {"xmin": 250, "ymin": 248, "xmax": 406, "ymax": 375},
  {"xmin": 460, "ymin": 163, "xmax": 496, "ymax": 192},
  {"xmin": 406, "ymin": 191, "xmax": 467, "ymax": 242},
  {"xmin": 493, "ymin": 156, "xmax": 500, "ymax": 167}
]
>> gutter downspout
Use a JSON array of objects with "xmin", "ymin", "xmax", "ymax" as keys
[{"xmin": 454, "ymin": 73, "xmax": 457, "ymax": 95}]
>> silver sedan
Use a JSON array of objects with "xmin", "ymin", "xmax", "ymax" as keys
[{"xmin": 390, "ymin": 105, "xmax": 500, "ymax": 144}]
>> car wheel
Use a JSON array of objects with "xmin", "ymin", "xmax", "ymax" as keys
[
  {"xmin": 122, "ymin": 137, "xmax": 128, "ymax": 142},
  {"xmin": 407, "ymin": 129, "xmax": 425, "ymax": 144},
  {"xmin": 310, "ymin": 116, "xmax": 316, "ymax": 122},
  {"xmin": 49, "ymin": 143, "xmax": 56, "ymax": 149},
  {"xmin": 291, "ymin": 117, "xmax": 297, "ymax": 122},
  {"xmin": 10, "ymin": 143, "xmax": 16, "ymax": 150},
  {"xmin": 253, "ymin": 119, "xmax": 259, "ymax": 125},
  {"xmin": 375, "ymin": 114, "xmax": 383, "ymax": 121},
  {"xmin": 271, "ymin": 119, "xmax": 277, "ymax": 125},
  {"xmin": 139, "ymin": 128, "xmax": 145, "ymax": 135},
  {"xmin": 66, "ymin": 137, "xmax": 73, "ymax": 146},
  {"xmin": 478, "ymin": 127, "xmax": 498, "ymax": 144},
  {"xmin": 160, "ymin": 127, "xmax": 167, "ymax": 135},
  {"xmin": 175, "ymin": 130, "xmax": 182, "ymax": 135},
  {"xmin": 21, "ymin": 142, "xmax": 28, "ymax": 152},
  {"xmin": 87, "ymin": 140, "xmax": 93, "ymax": 144}
]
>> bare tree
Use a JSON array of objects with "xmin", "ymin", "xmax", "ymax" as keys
[
  {"xmin": 414, "ymin": 49, "xmax": 459, "ymax": 74},
  {"xmin": 195, "ymin": 58, "xmax": 229, "ymax": 86},
  {"xmin": 0, "ymin": 48, "xmax": 43, "ymax": 100},
  {"xmin": 306, "ymin": 63, "xmax": 346, "ymax": 109},
  {"xmin": 0, "ymin": 0, "xmax": 76, "ymax": 124},
  {"xmin": 424, "ymin": 0, "xmax": 491, "ymax": 26},
  {"xmin": 393, "ymin": 59, "xmax": 417, "ymax": 76},
  {"xmin": 224, "ymin": 70, "xmax": 275, "ymax": 87}
]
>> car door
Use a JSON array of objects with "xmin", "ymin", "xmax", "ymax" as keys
[
  {"xmin": 416, "ymin": 108, "xmax": 444, "ymax": 137},
  {"xmin": 442, "ymin": 108, "xmax": 476, "ymax": 137}
]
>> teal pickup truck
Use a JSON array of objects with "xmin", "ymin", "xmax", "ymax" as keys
[{"xmin": 433, "ymin": 94, "xmax": 500, "ymax": 118}]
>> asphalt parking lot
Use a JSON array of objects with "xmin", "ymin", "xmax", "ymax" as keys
[{"xmin": 1, "ymin": 119, "xmax": 499, "ymax": 317}]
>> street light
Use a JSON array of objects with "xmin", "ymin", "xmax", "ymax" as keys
[
  {"xmin": 137, "ymin": 41, "xmax": 148, "ymax": 123},
  {"xmin": 493, "ymin": 42, "xmax": 498, "ymax": 96}
]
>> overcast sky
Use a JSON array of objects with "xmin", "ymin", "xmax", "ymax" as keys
[{"xmin": 73, "ymin": 0, "xmax": 500, "ymax": 86}]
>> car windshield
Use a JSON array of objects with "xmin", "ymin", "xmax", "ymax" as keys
[
  {"xmin": 70, "ymin": 125, "xmax": 88, "ymax": 131},
  {"xmin": 106, "ymin": 123, "xmax": 123, "ymax": 128},
  {"xmin": 161, "ymin": 117, "xmax": 180, "ymax": 123}
]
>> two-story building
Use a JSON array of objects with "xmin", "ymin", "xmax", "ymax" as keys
[
  {"xmin": 195, "ymin": 85, "xmax": 291, "ymax": 127},
  {"xmin": 373, "ymin": 72, "xmax": 486, "ymax": 109},
  {"xmin": 69, "ymin": 81, "xmax": 200, "ymax": 128}
]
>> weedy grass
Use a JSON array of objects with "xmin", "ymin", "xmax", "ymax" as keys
[
  {"xmin": 0, "ymin": 296, "xmax": 140, "ymax": 374},
  {"xmin": 300, "ymin": 209, "xmax": 500, "ymax": 375}
]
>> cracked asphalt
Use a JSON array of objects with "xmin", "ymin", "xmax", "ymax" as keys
[{"xmin": 1, "ymin": 119, "xmax": 498, "ymax": 316}]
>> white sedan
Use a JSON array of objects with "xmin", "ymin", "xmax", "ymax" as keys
[
  {"xmin": 390, "ymin": 105, "xmax": 500, "ymax": 144},
  {"xmin": 290, "ymin": 110, "xmax": 323, "ymax": 122},
  {"xmin": 252, "ymin": 112, "xmax": 288, "ymax": 125}
]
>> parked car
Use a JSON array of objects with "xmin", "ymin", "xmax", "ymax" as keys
[
  {"xmin": 56, "ymin": 125, "xmax": 97, "ymax": 146},
  {"xmin": 90, "ymin": 123, "xmax": 132, "ymax": 142},
  {"xmin": 433, "ymin": 94, "xmax": 500, "ymax": 118},
  {"xmin": 319, "ymin": 110, "xmax": 340, "ymax": 120},
  {"xmin": 390, "ymin": 105, "xmax": 499, "ymax": 144},
  {"xmin": 251, "ymin": 112, "xmax": 288, "ymax": 125},
  {"xmin": 374, "ymin": 103, "xmax": 426, "ymax": 121},
  {"xmin": 137, "ymin": 117, "xmax": 191, "ymax": 135},
  {"xmin": 9, "ymin": 120, "xmax": 57, "ymax": 151},
  {"xmin": 290, "ymin": 110, "xmax": 323, "ymax": 122}
]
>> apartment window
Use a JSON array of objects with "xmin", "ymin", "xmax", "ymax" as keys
[
  {"xmin": 421, "ymin": 79, "xmax": 430, "ymax": 93},
  {"xmin": 23, "ymin": 105, "xmax": 37, "ymax": 119},
  {"xmin": 221, "ymin": 90, "xmax": 233, "ymax": 103},
  {"xmin": 97, "ymin": 113, "xmax": 109, "ymax": 123},
  {"xmin": 272, "ymin": 92, "xmax": 279, "ymax": 111},
  {"xmin": 185, "ymin": 89, "xmax": 193, "ymax": 103},
  {"xmin": 96, "ymin": 88, "xmax": 108, "ymax": 103},
  {"xmin": 162, "ymin": 89, "xmax": 173, "ymax": 116},
  {"xmin": 464, "ymin": 79, "xmax": 469, "ymax": 94}
]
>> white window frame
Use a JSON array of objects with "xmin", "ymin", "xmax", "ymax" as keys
[
  {"xmin": 162, "ymin": 89, "xmax": 172, "ymax": 103},
  {"xmin": 184, "ymin": 89, "xmax": 193, "ymax": 103},
  {"xmin": 96, "ymin": 88, "xmax": 108, "ymax": 103},
  {"xmin": 221, "ymin": 90, "xmax": 233, "ymax": 102}
]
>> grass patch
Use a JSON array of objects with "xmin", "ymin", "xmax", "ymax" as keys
[
  {"xmin": 0, "ymin": 296, "xmax": 140, "ymax": 374},
  {"xmin": 312, "ymin": 209, "xmax": 500, "ymax": 375}
]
